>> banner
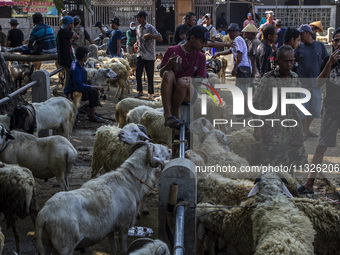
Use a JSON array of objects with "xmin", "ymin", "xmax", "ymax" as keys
[{"xmin": 12, "ymin": 0, "xmax": 58, "ymax": 17}]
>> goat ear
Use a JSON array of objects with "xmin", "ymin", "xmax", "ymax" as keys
[
  {"xmin": 277, "ymin": 172, "xmax": 289, "ymax": 184},
  {"xmin": 282, "ymin": 184, "xmax": 294, "ymax": 198},
  {"xmin": 5, "ymin": 132, "xmax": 15, "ymax": 141},
  {"xmin": 248, "ymin": 183, "xmax": 259, "ymax": 197},
  {"xmin": 197, "ymin": 222, "xmax": 206, "ymax": 240}
]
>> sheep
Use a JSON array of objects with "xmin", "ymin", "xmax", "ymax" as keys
[
  {"xmin": 0, "ymin": 125, "xmax": 77, "ymax": 191},
  {"xmin": 0, "ymin": 114, "xmax": 10, "ymax": 130},
  {"xmin": 91, "ymin": 123, "xmax": 150, "ymax": 178},
  {"xmin": 35, "ymin": 142, "xmax": 171, "ymax": 255},
  {"xmin": 140, "ymin": 110, "xmax": 172, "ymax": 147},
  {"xmin": 115, "ymin": 98, "xmax": 163, "ymax": 128},
  {"xmin": 0, "ymin": 227, "xmax": 3, "ymax": 255},
  {"xmin": 126, "ymin": 105, "xmax": 156, "ymax": 124},
  {"xmin": 115, "ymin": 57, "xmax": 131, "ymax": 94},
  {"xmin": 197, "ymin": 173, "xmax": 316, "ymax": 255},
  {"xmin": 10, "ymin": 62, "xmax": 34, "ymax": 90},
  {"xmin": 128, "ymin": 238, "xmax": 170, "ymax": 255},
  {"xmin": 0, "ymin": 162, "xmax": 38, "ymax": 254},
  {"xmin": 85, "ymin": 67, "xmax": 117, "ymax": 87},
  {"xmin": 123, "ymin": 52, "xmax": 137, "ymax": 77},
  {"xmin": 10, "ymin": 94, "xmax": 81, "ymax": 139}
]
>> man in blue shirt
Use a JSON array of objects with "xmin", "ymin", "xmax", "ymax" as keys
[
  {"xmin": 96, "ymin": 17, "xmax": 122, "ymax": 57},
  {"xmin": 28, "ymin": 12, "xmax": 57, "ymax": 54},
  {"xmin": 64, "ymin": 46, "xmax": 104, "ymax": 123}
]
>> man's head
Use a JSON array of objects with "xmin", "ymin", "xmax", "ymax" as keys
[
  {"xmin": 284, "ymin": 27, "xmax": 301, "ymax": 50},
  {"xmin": 73, "ymin": 16, "xmax": 81, "ymax": 26},
  {"xmin": 266, "ymin": 12, "xmax": 274, "ymax": 23},
  {"xmin": 186, "ymin": 25, "xmax": 210, "ymax": 51},
  {"xmin": 263, "ymin": 24, "xmax": 277, "ymax": 44},
  {"xmin": 241, "ymin": 23, "xmax": 258, "ymax": 40},
  {"xmin": 204, "ymin": 13, "xmax": 212, "ymax": 26},
  {"xmin": 226, "ymin": 23, "xmax": 240, "ymax": 40},
  {"xmin": 62, "ymin": 16, "xmax": 74, "ymax": 30},
  {"xmin": 185, "ymin": 12, "xmax": 196, "ymax": 27},
  {"xmin": 110, "ymin": 17, "xmax": 120, "ymax": 29},
  {"xmin": 75, "ymin": 46, "xmax": 89, "ymax": 61},
  {"xmin": 32, "ymin": 12, "xmax": 43, "ymax": 25},
  {"xmin": 310, "ymin": 21, "xmax": 324, "ymax": 33},
  {"xmin": 135, "ymin": 10, "xmax": 147, "ymax": 25},
  {"xmin": 298, "ymin": 24, "xmax": 313, "ymax": 43},
  {"xmin": 333, "ymin": 27, "xmax": 340, "ymax": 50},
  {"xmin": 276, "ymin": 45, "xmax": 295, "ymax": 77},
  {"xmin": 9, "ymin": 18, "xmax": 19, "ymax": 27},
  {"xmin": 275, "ymin": 19, "xmax": 283, "ymax": 28},
  {"xmin": 247, "ymin": 13, "xmax": 252, "ymax": 21}
]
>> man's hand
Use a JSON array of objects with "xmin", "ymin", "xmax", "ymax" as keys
[
  {"xmin": 328, "ymin": 49, "xmax": 340, "ymax": 66},
  {"xmin": 93, "ymin": 86, "xmax": 104, "ymax": 93},
  {"xmin": 168, "ymin": 53, "xmax": 182, "ymax": 69},
  {"xmin": 232, "ymin": 66, "xmax": 237, "ymax": 76},
  {"xmin": 94, "ymin": 21, "xmax": 102, "ymax": 28},
  {"xmin": 253, "ymin": 127, "xmax": 262, "ymax": 142},
  {"xmin": 212, "ymin": 53, "xmax": 220, "ymax": 59},
  {"xmin": 143, "ymin": 33, "xmax": 152, "ymax": 40}
]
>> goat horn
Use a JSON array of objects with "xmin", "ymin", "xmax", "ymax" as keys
[
  {"xmin": 147, "ymin": 144, "xmax": 158, "ymax": 168},
  {"xmin": 136, "ymin": 124, "xmax": 148, "ymax": 135}
]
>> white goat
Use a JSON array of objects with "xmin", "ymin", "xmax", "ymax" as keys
[
  {"xmin": 0, "ymin": 125, "xmax": 77, "ymax": 191},
  {"xmin": 85, "ymin": 67, "xmax": 117, "ymax": 86},
  {"xmin": 128, "ymin": 238, "xmax": 170, "ymax": 255},
  {"xmin": 35, "ymin": 142, "xmax": 171, "ymax": 255}
]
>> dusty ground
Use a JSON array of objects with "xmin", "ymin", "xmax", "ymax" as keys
[{"xmin": 1, "ymin": 52, "xmax": 340, "ymax": 255}]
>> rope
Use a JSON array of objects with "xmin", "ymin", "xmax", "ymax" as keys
[
  {"xmin": 127, "ymin": 169, "xmax": 158, "ymax": 193},
  {"xmin": 0, "ymin": 142, "xmax": 10, "ymax": 154},
  {"xmin": 172, "ymin": 245, "xmax": 185, "ymax": 253}
]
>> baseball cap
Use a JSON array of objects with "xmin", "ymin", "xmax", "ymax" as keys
[
  {"xmin": 135, "ymin": 11, "xmax": 147, "ymax": 18},
  {"xmin": 62, "ymin": 16, "xmax": 74, "ymax": 29},
  {"xmin": 73, "ymin": 16, "xmax": 80, "ymax": 25},
  {"xmin": 247, "ymin": 13, "xmax": 252, "ymax": 17},
  {"xmin": 298, "ymin": 24, "xmax": 312, "ymax": 33},
  {"xmin": 9, "ymin": 18, "xmax": 19, "ymax": 25},
  {"xmin": 110, "ymin": 17, "xmax": 120, "ymax": 26},
  {"xmin": 205, "ymin": 13, "xmax": 211, "ymax": 19},
  {"xmin": 187, "ymin": 25, "xmax": 213, "ymax": 41}
]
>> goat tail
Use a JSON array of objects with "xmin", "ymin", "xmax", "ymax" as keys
[{"xmin": 72, "ymin": 92, "xmax": 82, "ymax": 110}]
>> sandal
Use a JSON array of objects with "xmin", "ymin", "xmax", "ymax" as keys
[
  {"xmin": 297, "ymin": 185, "xmax": 314, "ymax": 195},
  {"xmin": 135, "ymin": 93, "xmax": 143, "ymax": 98},
  {"xmin": 164, "ymin": 116, "xmax": 185, "ymax": 129},
  {"xmin": 148, "ymin": 94, "xmax": 153, "ymax": 100},
  {"xmin": 89, "ymin": 116, "xmax": 105, "ymax": 123}
]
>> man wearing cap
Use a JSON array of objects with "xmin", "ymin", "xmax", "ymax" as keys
[
  {"xmin": 243, "ymin": 13, "xmax": 255, "ymax": 28},
  {"xmin": 242, "ymin": 23, "xmax": 260, "ymax": 80},
  {"xmin": 275, "ymin": 19, "xmax": 286, "ymax": 48},
  {"xmin": 173, "ymin": 12, "xmax": 196, "ymax": 45},
  {"xmin": 28, "ymin": 12, "xmax": 57, "ymax": 54},
  {"xmin": 135, "ymin": 10, "xmax": 163, "ymax": 99},
  {"xmin": 7, "ymin": 18, "xmax": 24, "ymax": 48},
  {"xmin": 213, "ymin": 23, "xmax": 252, "ymax": 115},
  {"xmin": 72, "ymin": 16, "xmax": 95, "ymax": 51},
  {"xmin": 160, "ymin": 25, "xmax": 207, "ymax": 128},
  {"xmin": 298, "ymin": 28, "xmax": 340, "ymax": 194},
  {"xmin": 294, "ymin": 24, "xmax": 328, "ymax": 140},
  {"xmin": 57, "ymin": 16, "xmax": 79, "ymax": 86},
  {"xmin": 201, "ymin": 13, "xmax": 217, "ymax": 53},
  {"xmin": 96, "ymin": 17, "xmax": 122, "ymax": 58}
]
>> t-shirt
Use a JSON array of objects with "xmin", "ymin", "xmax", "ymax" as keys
[
  {"xmin": 106, "ymin": 29, "xmax": 122, "ymax": 57},
  {"xmin": 29, "ymin": 23, "xmax": 57, "ymax": 52},
  {"xmin": 136, "ymin": 23, "xmax": 161, "ymax": 60},
  {"xmin": 276, "ymin": 27, "xmax": 286, "ymax": 48},
  {"xmin": 231, "ymin": 36, "xmax": 251, "ymax": 68},
  {"xmin": 0, "ymin": 31, "xmax": 6, "ymax": 46},
  {"xmin": 7, "ymin": 28, "xmax": 24, "ymax": 47},
  {"xmin": 294, "ymin": 40, "xmax": 328, "ymax": 89},
  {"xmin": 126, "ymin": 30, "xmax": 137, "ymax": 46},
  {"xmin": 57, "ymin": 28, "xmax": 74, "ymax": 68},
  {"xmin": 256, "ymin": 41, "xmax": 273, "ymax": 77},
  {"xmin": 243, "ymin": 20, "xmax": 255, "ymax": 28},
  {"xmin": 174, "ymin": 24, "xmax": 189, "ymax": 45},
  {"xmin": 319, "ymin": 55, "xmax": 340, "ymax": 110},
  {"xmin": 64, "ymin": 60, "xmax": 91, "ymax": 94},
  {"xmin": 160, "ymin": 45, "xmax": 206, "ymax": 81}
]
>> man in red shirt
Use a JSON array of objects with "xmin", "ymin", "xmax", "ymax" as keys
[{"xmin": 160, "ymin": 25, "xmax": 209, "ymax": 128}]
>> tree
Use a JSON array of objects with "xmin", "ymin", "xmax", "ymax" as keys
[{"xmin": 0, "ymin": 51, "xmax": 25, "ymax": 114}]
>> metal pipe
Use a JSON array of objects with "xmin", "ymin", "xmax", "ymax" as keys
[
  {"xmin": 49, "ymin": 66, "xmax": 65, "ymax": 77},
  {"xmin": 0, "ymin": 80, "xmax": 38, "ymax": 105},
  {"xmin": 179, "ymin": 123, "xmax": 185, "ymax": 159},
  {"xmin": 173, "ymin": 205, "xmax": 185, "ymax": 255}
]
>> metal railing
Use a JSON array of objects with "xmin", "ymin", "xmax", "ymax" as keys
[{"xmin": 0, "ymin": 66, "xmax": 65, "ymax": 106}]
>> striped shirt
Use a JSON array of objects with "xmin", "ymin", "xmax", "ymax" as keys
[{"xmin": 29, "ymin": 23, "xmax": 57, "ymax": 53}]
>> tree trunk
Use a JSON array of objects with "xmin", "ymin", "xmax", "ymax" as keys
[{"xmin": 0, "ymin": 51, "xmax": 25, "ymax": 114}]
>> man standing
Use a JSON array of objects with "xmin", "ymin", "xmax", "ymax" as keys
[
  {"xmin": 28, "ymin": 12, "xmax": 57, "ymax": 54},
  {"xmin": 7, "ymin": 18, "xmax": 24, "ymax": 48},
  {"xmin": 275, "ymin": 19, "xmax": 286, "ymax": 48},
  {"xmin": 173, "ymin": 12, "xmax": 196, "ymax": 45},
  {"xmin": 135, "ymin": 11, "xmax": 163, "ymax": 99},
  {"xmin": 217, "ymin": 12, "xmax": 228, "ymax": 30},
  {"xmin": 243, "ymin": 13, "xmax": 255, "ymax": 28},
  {"xmin": 72, "ymin": 16, "xmax": 95, "ymax": 51},
  {"xmin": 160, "ymin": 25, "xmax": 207, "ymax": 128},
  {"xmin": 294, "ymin": 24, "xmax": 328, "ymax": 140},
  {"xmin": 57, "ymin": 16, "xmax": 79, "ymax": 85},
  {"xmin": 298, "ymin": 28, "xmax": 340, "ymax": 194}
]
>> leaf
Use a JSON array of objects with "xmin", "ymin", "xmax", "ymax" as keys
[
  {"xmin": 81, "ymin": 0, "xmax": 94, "ymax": 16},
  {"xmin": 53, "ymin": 0, "xmax": 64, "ymax": 14}
]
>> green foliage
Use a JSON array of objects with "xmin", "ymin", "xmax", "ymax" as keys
[{"xmin": 53, "ymin": 0, "xmax": 93, "ymax": 16}]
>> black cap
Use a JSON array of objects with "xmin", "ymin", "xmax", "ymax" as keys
[
  {"xmin": 135, "ymin": 10, "xmax": 147, "ymax": 18},
  {"xmin": 110, "ymin": 17, "xmax": 120, "ymax": 26},
  {"xmin": 187, "ymin": 25, "xmax": 213, "ymax": 41},
  {"xmin": 73, "ymin": 16, "xmax": 80, "ymax": 25}
]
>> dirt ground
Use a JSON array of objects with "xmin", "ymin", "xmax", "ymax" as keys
[{"xmin": 1, "ymin": 53, "xmax": 340, "ymax": 255}]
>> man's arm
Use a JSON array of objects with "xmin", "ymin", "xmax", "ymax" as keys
[
  {"xmin": 212, "ymin": 48, "xmax": 232, "ymax": 58},
  {"xmin": 232, "ymin": 51, "xmax": 242, "ymax": 76},
  {"xmin": 317, "ymin": 53, "xmax": 339, "ymax": 87},
  {"xmin": 160, "ymin": 52, "xmax": 179, "ymax": 77},
  {"xmin": 117, "ymin": 39, "xmax": 121, "ymax": 56}
]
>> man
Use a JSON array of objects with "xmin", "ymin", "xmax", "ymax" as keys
[
  {"xmin": 72, "ymin": 16, "xmax": 95, "ymax": 51},
  {"xmin": 310, "ymin": 20, "xmax": 324, "ymax": 40},
  {"xmin": 7, "ymin": 18, "xmax": 24, "ymax": 48},
  {"xmin": 217, "ymin": 12, "xmax": 228, "ymax": 30},
  {"xmin": 298, "ymin": 28, "xmax": 340, "ymax": 194},
  {"xmin": 134, "ymin": 10, "xmax": 163, "ymax": 99},
  {"xmin": 294, "ymin": 24, "xmax": 328, "ymax": 140},
  {"xmin": 64, "ymin": 46, "xmax": 104, "ymax": 123},
  {"xmin": 96, "ymin": 17, "xmax": 122, "ymax": 58},
  {"xmin": 213, "ymin": 23, "xmax": 251, "ymax": 114},
  {"xmin": 256, "ymin": 24, "xmax": 277, "ymax": 77},
  {"xmin": 173, "ymin": 12, "xmax": 196, "ymax": 45},
  {"xmin": 253, "ymin": 45, "xmax": 307, "ymax": 166},
  {"xmin": 264, "ymin": 11, "xmax": 275, "ymax": 26},
  {"xmin": 57, "ymin": 16, "xmax": 79, "ymax": 86},
  {"xmin": 160, "ymin": 25, "xmax": 207, "ymax": 128},
  {"xmin": 0, "ymin": 25, "xmax": 6, "ymax": 47},
  {"xmin": 197, "ymin": 13, "xmax": 204, "ymax": 26},
  {"xmin": 242, "ymin": 23, "xmax": 261, "ymax": 80},
  {"xmin": 243, "ymin": 13, "xmax": 255, "ymax": 28},
  {"xmin": 201, "ymin": 13, "xmax": 216, "ymax": 54},
  {"xmin": 28, "ymin": 12, "xmax": 57, "ymax": 54},
  {"xmin": 275, "ymin": 19, "xmax": 286, "ymax": 48}
]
